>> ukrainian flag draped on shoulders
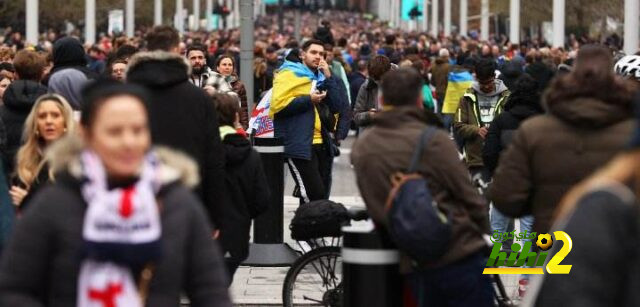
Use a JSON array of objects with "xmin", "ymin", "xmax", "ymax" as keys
[
  {"xmin": 442, "ymin": 70, "xmax": 473, "ymax": 114},
  {"xmin": 270, "ymin": 60, "xmax": 326, "ymax": 118}
]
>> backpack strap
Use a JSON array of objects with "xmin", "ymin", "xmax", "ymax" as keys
[{"xmin": 407, "ymin": 127, "xmax": 437, "ymax": 173}]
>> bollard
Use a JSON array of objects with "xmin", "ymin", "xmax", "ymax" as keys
[
  {"xmin": 243, "ymin": 137, "xmax": 298, "ymax": 266},
  {"xmin": 342, "ymin": 222, "xmax": 402, "ymax": 307},
  {"xmin": 252, "ymin": 137, "xmax": 285, "ymax": 243}
]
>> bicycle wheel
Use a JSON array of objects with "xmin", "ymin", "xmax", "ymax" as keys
[{"xmin": 282, "ymin": 246, "xmax": 342, "ymax": 307}]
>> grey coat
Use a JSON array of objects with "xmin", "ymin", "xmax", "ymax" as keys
[
  {"xmin": 0, "ymin": 138, "xmax": 232, "ymax": 307},
  {"xmin": 353, "ymin": 79, "xmax": 379, "ymax": 128}
]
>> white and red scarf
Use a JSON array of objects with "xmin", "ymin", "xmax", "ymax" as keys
[{"xmin": 77, "ymin": 150, "xmax": 161, "ymax": 307}]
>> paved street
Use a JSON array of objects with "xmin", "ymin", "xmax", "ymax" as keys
[{"xmin": 230, "ymin": 134, "xmax": 520, "ymax": 306}]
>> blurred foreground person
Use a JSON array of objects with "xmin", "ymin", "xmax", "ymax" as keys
[
  {"xmin": 0, "ymin": 81, "xmax": 232, "ymax": 306},
  {"xmin": 523, "ymin": 94, "xmax": 640, "ymax": 307}
]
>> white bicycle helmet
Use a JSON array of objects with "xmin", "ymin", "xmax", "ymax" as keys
[{"xmin": 614, "ymin": 55, "xmax": 640, "ymax": 80}]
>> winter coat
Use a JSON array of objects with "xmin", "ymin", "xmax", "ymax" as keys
[
  {"xmin": 272, "ymin": 71, "xmax": 346, "ymax": 160},
  {"xmin": 490, "ymin": 96, "xmax": 635, "ymax": 235},
  {"xmin": 482, "ymin": 103, "xmax": 542, "ymax": 176},
  {"xmin": 526, "ymin": 182, "xmax": 640, "ymax": 307},
  {"xmin": 430, "ymin": 56, "xmax": 450, "ymax": 102},
  {"xmin": 219, "ymin": 132, "xmax": 269, "ymax": 262},
  {"xmin": 126, "ymin": 51, "xmax": 229, "ymax": 229},
  {"xmin": 351, "ymin": 106, "xmax": 489, "ymax": 270},
  {"xmin": 0, "ymin": 139, "xmax": 232, "ymax": 307},
  {"xmin": 353, "ymin": 79, "xmax": 379, "ymax": 128},
  {"xmin": 48, "ymin": 68, "xmax": 89, "ymax": 110},
  {"xmin": 0, "ymin": 80, "xmax": 48, "ymax": 176},
  {"xmin": 348, "ymin": 71, "xmax": 366, "ymax": 108},
  {"xmin": 454, "ymin": 80, "xmax": 510, "ymax": 168},
  {"xmin": 229, "ymin": 76, "xmax": 249, "ymax": 129}
]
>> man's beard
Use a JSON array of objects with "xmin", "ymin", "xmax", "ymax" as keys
[{"xmin": 192, "ymin": 65, "xmax": 205, "ymax": 75}]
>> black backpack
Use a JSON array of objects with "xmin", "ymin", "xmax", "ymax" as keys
[
  {"xmin": 290, "ymin": 200, "xmax": 350, "ymax": 241},
  {"xmin": 384, "ymin": 127, "xmax": 453, "ymax": 262}
]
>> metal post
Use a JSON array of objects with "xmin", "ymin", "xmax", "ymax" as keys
[
  {"xmin": 206, "ymin": 0, "xmax": 213, "ymax": 30},
  {"xmin": 459, "ymin": 0, "xmax": 467, "ymax": 36},
  {"xmin": 431, "ymin": 0, "xmax": 438, "ymax": 36},
  {"xmin": 155, "ymin": 0, "xmax": 163, "ymax": 25},
  {"xmin": 240, "ymin": 0, "xmax": 254, "ymax": 112},
  {"xmin": 26, "ymin": 0, "xmax": 38, "ymax": 46},
  {"xmin": 480, "ymin": 0, "xmax": 489, "ymax": 41},
  {"xmin": 509, "ymin": 0, "xmax": 519, "ymax": 43},
  {"xmin": 624, "ymin": 0, "xmax": 639, "ymax": 54},
  {"xmin": 176, "ymin": 0, "xmax": 184, "ymax": 33},
  {"xmin": 342, "ymin": 224, "xmax": 402, "ymax": 307},
  {"xmin": 126, "ymin": 0, "xmax": 135, "ymax": 37},
  {"xmin": 552, "ymin": 0, "xmax": 565, "ymax": 48},
  {"xmin": 422, "ymin": 0, "xmax": 428, "ymax": 32},
  {"xmin": 85, "ymin": 0, "xmax": 96, "ymax": 44},
  {"xmin": 278, "ymin": 0, "xmax": 284, "ymax": 33},
  {"xmin": 444, "ymin": 0, "xmax": 451, "ymax": 36},
  {"xmin": 234, "ymin": 0, "xmax": 240, "ymax": 28},
  {"xmin": 294, "ymin": 9, "xmax": 301, "ymax": 41},
  {"xmin": 193, "ymin": 0, "xmax": 200, "ymax": 30}
]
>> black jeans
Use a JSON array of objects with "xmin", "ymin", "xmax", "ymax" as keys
[{"xmin": 287, "ymin": 144, "xmax": 330, "ymax": 203}]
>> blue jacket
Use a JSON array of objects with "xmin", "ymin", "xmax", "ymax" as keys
[{"xmin": 274, "ymin": 76, "xmax": 347, "ymax": 160}]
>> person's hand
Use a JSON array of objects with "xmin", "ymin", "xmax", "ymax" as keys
[
  {"xmin": 318, "ymin": 59, "xmax": 332, "ymax": 78},
  {"xmin": 9, "ymin": 186, "xmax": 28, "ymax": 207},
  {"xmin": 311, "ymin": 90, "xmax": 327, "ymax": 104},
  {"xmin": 478, "ymin": 127, "xmax": 489, "ymax": 139},
  {"xmin": 203, "ymin": 85, "xmax": 216, "ymax": 96},
  {"xmin": 212, "ymin": 230, "xmax": 220, "ymax": 239}
]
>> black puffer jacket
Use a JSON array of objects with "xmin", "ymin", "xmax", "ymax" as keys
[
  {"xmin": 483, "ymin": 83, "xmax": 543, "ymax": 176},
  {"xmin": 0, "ymin": 80, "xmax": 47, "ymax": 176},
  {"xmin": 126, "ymin": 51, "xmax": 229, "ymax": 229},
  {"xmin": 219, "ymin": 133, "xmax": 269, "ymax": 262}
]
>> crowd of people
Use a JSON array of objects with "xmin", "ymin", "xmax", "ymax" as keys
[{"xmin": 0, "ymin": 7, "xmax": 635, "ymax": 306}]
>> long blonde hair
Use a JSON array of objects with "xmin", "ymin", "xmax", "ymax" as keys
[{"xmin": 15, "ymin": 94, "xmax": 75, "ymax": 188}]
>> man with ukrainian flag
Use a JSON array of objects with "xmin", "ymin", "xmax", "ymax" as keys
[{"xmin": 270, "ymin": 39, "xmax": 345, "ymax": 204}]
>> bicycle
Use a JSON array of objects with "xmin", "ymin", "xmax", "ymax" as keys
[{"xmin": 282, "ymin": 208, "xmax": 368, "ymax": 307}]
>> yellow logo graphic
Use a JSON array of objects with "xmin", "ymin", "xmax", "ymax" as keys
[{"xmin": 536, "ymin": 233, "xmax": 553, "ymax": 251}]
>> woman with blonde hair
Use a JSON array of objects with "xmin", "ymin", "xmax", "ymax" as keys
[{"xmin": 9, "ymin": 93, "xmax": 75, "ymax": 211}]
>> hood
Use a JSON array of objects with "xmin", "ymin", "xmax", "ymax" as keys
[
  {"xmin": 222, "ymin": 133, "xmax": 252, "ymax": 165},
  {"xmin": 52, "ymin": 37, "xmax": 87, "ymax": 68},
  {"xmin": 471, "ymin": 79, "xmax": 509, "ymax": 98},
  {"xmin": 3, "ymin": 80, "xmax": 48, "ymax": 111},
  {"xmin": 48, "ymin": 68, "xmax": 89, "ymax": 110},
  {"xmin": 546, "ymin": 97, "xmax": 632, "ymax": 129},
  {"xmin": 435, "ymin": 56, "xmax": 449, "ymax": 65},
  {"xmin": 46, "ymin": 135, "xmax": 199, "ymax": 188},
  {"xmin": 126, "ymin": 51, "xmax": 191, "ymax": 88}
]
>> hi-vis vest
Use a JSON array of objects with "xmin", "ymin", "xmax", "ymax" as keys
[{"xmin": 458, "ymin": 89, "xmax": 509, "ymax": 127}]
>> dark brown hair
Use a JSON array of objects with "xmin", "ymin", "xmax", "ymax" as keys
[
  {"xmin": 368, "ymin": 55, "xmax": 391, "ymax": 81},
  {"xmin": 215, "ymin": 54, "xmax": 235, "ymax": 71},
  {"xmin": 381, "ymin": 68, "xmax": 423, "ymax": 106},
  {"xmin": 146, "ymin": 26, "xmax": 180, "ymax": 52},
  {"xmin": 212, "ymin": 93, "xmax": 239, "ymax": 126},
  {"xmin": 13, "ymin": 50, "xmax": 45, "ymax": 81}
]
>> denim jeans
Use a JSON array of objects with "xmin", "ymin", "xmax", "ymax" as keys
[
  {"xmin": 405, "ymin": 252, "xmax": 494, "ymax": 307},
  {"xmin": 490, "ymin": 206, "xmax": 534, "ymax": 279}
]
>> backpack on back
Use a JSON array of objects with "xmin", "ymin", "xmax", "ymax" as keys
[{"xmin": 384, "ymin": 127, "xmax": 452, "ymax": 263}]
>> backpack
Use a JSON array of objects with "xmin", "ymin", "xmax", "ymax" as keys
[
  {"xmin": 384, "ymin": 127, "xmax": 452, "ymax": 263},
  {"xmin": 290, "ymin": 200, "xmax": 350, "ymax": 241}
]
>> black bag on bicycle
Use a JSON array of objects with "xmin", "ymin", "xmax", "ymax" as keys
[{"xmin": 289, "ymin": 200, "xmax": 350, "ymax": 240}]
